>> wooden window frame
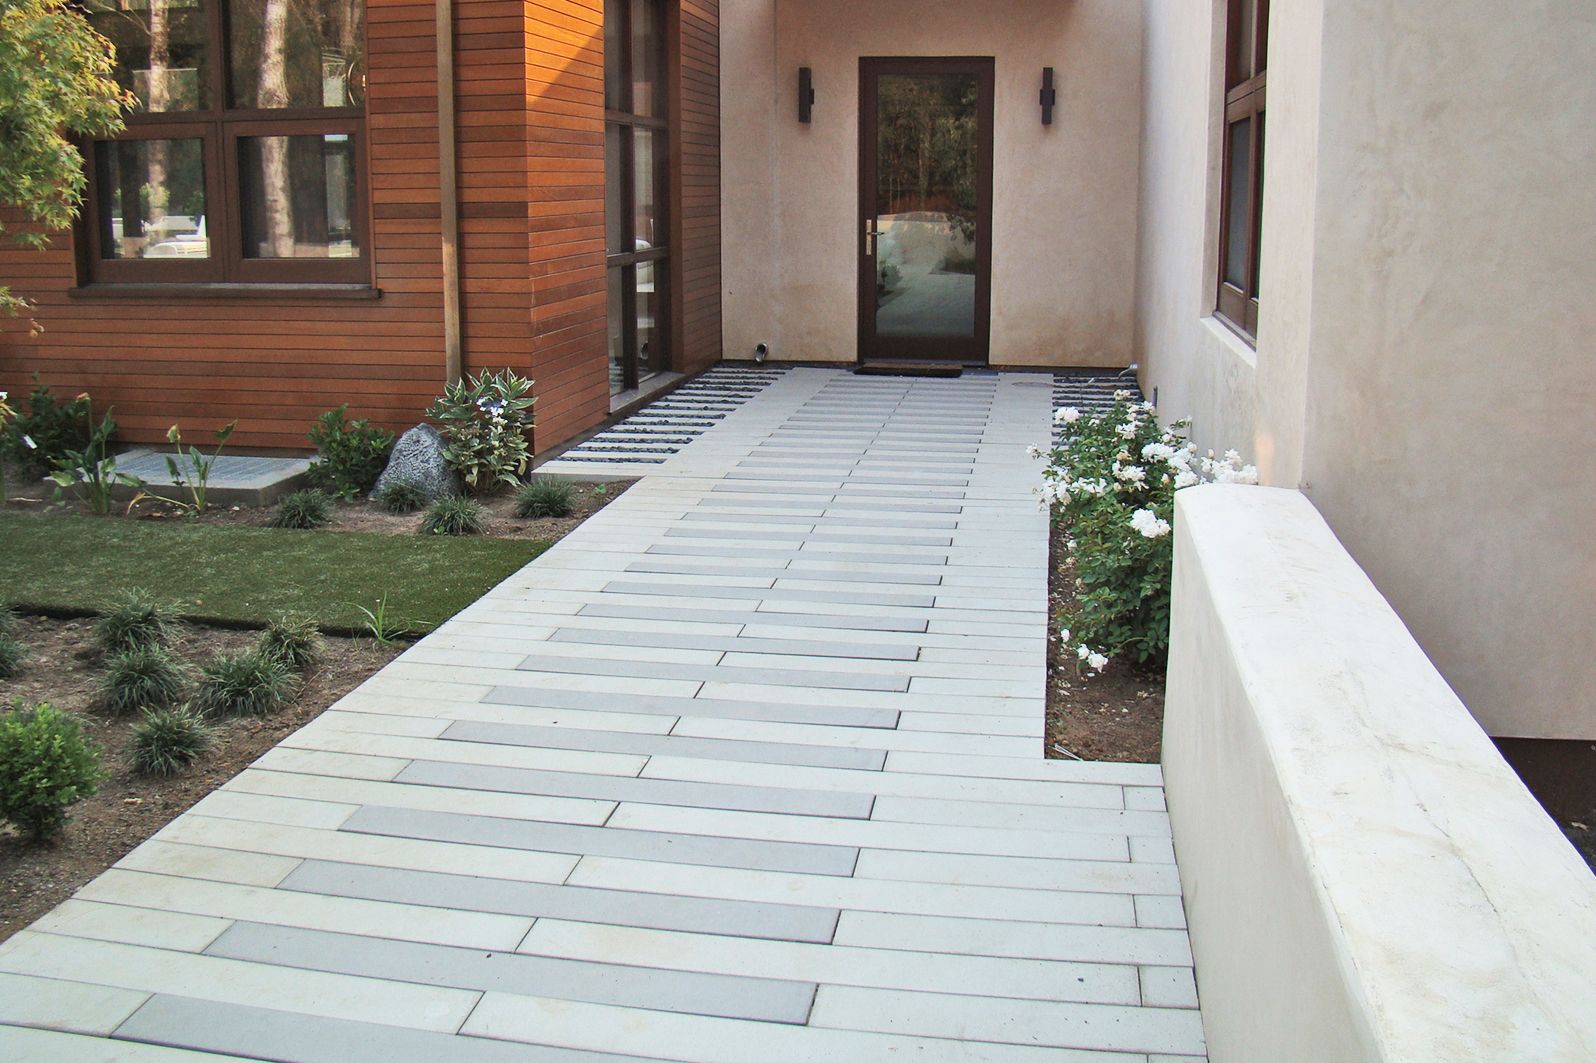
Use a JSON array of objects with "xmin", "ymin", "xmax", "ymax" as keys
[
  {"xmin": 1216, "ymin": 0, "xmax": 1267, "ymax": 340},
  {"xmin": 605, "ymin": 0, "xmax": 671, "ymax": 394},
  {"xmin": 79, "ymin": 0, "xmax": 371, "ymax": 288}
]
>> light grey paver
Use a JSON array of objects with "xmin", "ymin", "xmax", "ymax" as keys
[{"xmin": 0, "ymin": 368, "xmax": 1201, "ymax": 1061}]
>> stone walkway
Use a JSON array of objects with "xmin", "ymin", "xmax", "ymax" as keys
[{"xmin": 0, "ymin": 368, "xmax": 1205, "ymax": 1062}]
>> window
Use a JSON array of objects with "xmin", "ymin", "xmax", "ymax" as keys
[
  {"xmin": 1217, "ymin": 0, "xmax": 1266, "ymax": 339},
  {"xmin": 604, "ymin": 0, "xmax": 669, "ymax": 395},
  {"xmin": 81, "ymin": 0, "xmax": 367, "ymax": 285}
]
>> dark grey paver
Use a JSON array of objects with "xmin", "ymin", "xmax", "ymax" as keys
[
  {"xmin": 342, "ymin": 805, "xmax": 859, "ymax": 876},
  {"xmin": 282, "ymin": 860, "xmax": 841, "ymax": 943},
  {"xmin": 444, "ymin": 718, "xmax": 888, "ymax": 770},
  {"xmin": 515, "ymin": 652, "xmax": 911, "ymax": 693},
  {"xmin": 601, "ymin": 581, "xmax": 938, "ymax": 607},
  {"xmin": 548, "ymin": 627, "xmax": 919, "ymax": 662},
  {"xmin": 483, "ymin": 680, "xmax": 903, "ymax": 727},
  {"xmin": 115, "ymin": 995, "xmax": 632, "ymax": 1062},
  {"xmin": 206, "ymin": 922, "xmax": 818, "ymax": 1024},
  {"xmin": 397, "ymin": 758, "xmax": 878, "ymax": 818},
  {"xmin": 622, "ymin": 561, "xmax": 943, "ymax": 587}
]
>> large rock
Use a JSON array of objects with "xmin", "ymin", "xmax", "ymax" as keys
[{"xmin": 372, "ymin": 424, "xmax": 461, "ymax": 502}]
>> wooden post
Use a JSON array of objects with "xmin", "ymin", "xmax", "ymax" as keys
[{"xmin": 437, "ymin": 0, "xmax": 463, "ymax": 384}]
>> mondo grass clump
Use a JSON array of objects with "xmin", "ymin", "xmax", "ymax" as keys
[
  {"xmin": 96, "ymin": 590, "xmax": 176, "ymax": 654},
  {"xmin": 194, "ymin": 650, "xmax": 296, "ymax": 717},
  {"xmin": 269, "ymin": 489, "xmax": 333, "ymax": 530},
  {"xmin": 376, "ymin": 478, "xmax": 428, "ymax": 515},
  {"xmin": 257, "ymin": 614, "xmax": 321, "ymax": 673},
  {"xmin": 130, "ymin": 705, "xmax": 212, "ymax": 778},
  {"xmin": 0, "ymin": 631, "xmax": 24, "ymax": 680},
  {"xmin": 421, "ymin": 495, "xmax": 488, "ymax": 537},
  {"xmin": 515, "ymin": 477, "xmax": 575, "ymax": 519},
  {"xmin": 101, "ymin": 645, "xmax": 190, "ymax": 715},
  {"xmin": 0, "ymin": 702, "xmax": 103, "ymax": 841}
]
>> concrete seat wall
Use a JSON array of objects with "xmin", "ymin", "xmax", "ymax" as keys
[{"xmin": 1164, "ymin": 485, "xmax": 1596, "ymax": 1062}]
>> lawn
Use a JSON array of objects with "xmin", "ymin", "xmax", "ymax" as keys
[{"xmin": 0, "ymin": 514, "xmax": 550, "ymax": 635}]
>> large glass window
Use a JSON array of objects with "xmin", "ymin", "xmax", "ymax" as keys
[
  {"xmin": 604, "ymin": 0, "xmax": 669, "ymax": 395},
  {"xmin": 1216, "ymin": 0, "xmax": 1266, "ymax": 339},
  {"xmin": 81, "ymin": 0, "xmax": 367, "ymax": 285}
]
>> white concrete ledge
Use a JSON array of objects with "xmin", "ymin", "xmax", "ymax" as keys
[{"xmin": 1164, "ymin": 485, "xmax": 1596, "ymax": 1061}]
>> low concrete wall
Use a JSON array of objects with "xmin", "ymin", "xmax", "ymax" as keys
[{"xmin": 1164, "ymin": 485, "xmax": 1596, "ymax": 1061}]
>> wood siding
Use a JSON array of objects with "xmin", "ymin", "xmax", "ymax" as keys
[{"xmin": 0, "ymin": 0, "xmax": 720, "ymax": 455}]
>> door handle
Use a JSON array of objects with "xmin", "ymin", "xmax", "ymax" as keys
[{"xmin": 864, "ymin": 219, "xmax": 882, "ymax": 256}]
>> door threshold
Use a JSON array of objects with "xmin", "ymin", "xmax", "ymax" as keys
[{"xmin": 854, "ymin": 362, "xmax": 966, "ymax": 378}]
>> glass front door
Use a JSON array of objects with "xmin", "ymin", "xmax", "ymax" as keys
[{"xmin": 859, "ymin": 58, "xmax": 994, "ymax": 363}]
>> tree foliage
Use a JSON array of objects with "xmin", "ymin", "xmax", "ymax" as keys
[{"xmin": 0, "ymin": 0, "xmax": 130, "ymax": 315}]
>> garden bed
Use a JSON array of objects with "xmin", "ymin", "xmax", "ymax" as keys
[
  {"xmin": 0, "ymin": 614, "xmax": 401, "ymax": 945},
  {"xmin": 1045, "ymin": 515, "xmax": 1166, "ymax": 763}
]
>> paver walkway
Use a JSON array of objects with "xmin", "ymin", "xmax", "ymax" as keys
[{"xmin": 0, "ymin": 368, "xmax": 1205, "ymax": 1062}]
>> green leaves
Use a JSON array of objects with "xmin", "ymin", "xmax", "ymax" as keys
[
  {"xmin": 425, "ymin": 370, "xmax": 537, "ymax": 493},
  {"xmin": 307, "ymin": 404, "xmax": 395, "ymax": 499}
]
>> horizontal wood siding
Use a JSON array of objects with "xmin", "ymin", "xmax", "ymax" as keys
[{"xmin": 0, "ymin": 0, "xmax": 720, "ymax": 455}]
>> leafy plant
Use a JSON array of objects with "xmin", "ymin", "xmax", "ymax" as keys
[
  {"xmin": 376, "ymin": 478, "xmax": 427, "ymax": 515},
  {"xmin": 0, "ymin": 632, "xmax": 25, "ymax": 679},
  {"xmin": 515, "ymin": 477, "xmax": 575, "ymax": 519},
  {"xmin": 307, "ymin": 405, "xmax": 395, "ymax": 500},
  {"xmin": 47, "ymin": 400, "xmax": 143, "ymax": 515},
  {"xmin": 421, "ymin": 495, "xmax": 488, "ymax": 537},
  {"xmin": 258, "ymin": 614, "xmax": 321, "ymax": 673},
  {"xmin": 96, "ymin": 590, "xmax": 176, "ymax": 654},
  {"xmin": 193, "ymin": 650, "xmax": 295, "ymax": 717},
  {"xmin": 426, "ymin": 370, "xmax": 537, "ymax": 492},
  {"xmin": 0, "ymin": 1, "xmax": 130, "ymax": 318},
  {"xmin": 354, "ymin": 593, "xmax": 400, "ymax": 645},
  {"xmin": 0, "ymin": 388, "xmax": 15, "ymax": 504},
  {"xmin": 2, "ymin": 378, "xmax": 90, "ymax": 474},
  {"xmin": 149, "ymin": 421, "xmax": 237, "ymax": 514},
  {"xmin": 0, "ymin": 701, "xmax": 103, "ymax": 841},
  {"xmin": 101, "ymin": 644, "xmax": 189, "ymax": 715},
  {"xmin": 269, "ymin": 489, "xmax": 332, "ymax": 530},
  {"xmin": 1039, "ymin": 394, "xmax": 1257, "ymax": 671},
  {"xmin": 129, "ymin": 705, "xmax": 211, "ymax": 777}
]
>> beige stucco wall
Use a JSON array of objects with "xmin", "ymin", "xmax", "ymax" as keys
[
  {"xmin": 1137, "ymin": 0, "xmax": 1596, "ymax": 739},
  {"xmin": 721, "ymin": 0, "xmax": 1143, "ymax": 367}
]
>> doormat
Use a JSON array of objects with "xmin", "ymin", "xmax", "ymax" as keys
[{"xmin": 854, "ymin": 363, "xmax": 964, "ymax": 378}]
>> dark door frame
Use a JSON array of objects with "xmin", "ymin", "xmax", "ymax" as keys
[{"xmin": 857, "ymin": 56, "xmax": 995, "ymax": 365}]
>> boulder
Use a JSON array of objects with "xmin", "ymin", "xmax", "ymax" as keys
[{"xmin": 372, "ymin": 424, "xmax": 461, "ymax": 502}]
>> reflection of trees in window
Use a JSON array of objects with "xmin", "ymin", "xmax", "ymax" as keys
[{"xmin": 876, "ymin": 75, "xmax": 978, "ymax": 231}]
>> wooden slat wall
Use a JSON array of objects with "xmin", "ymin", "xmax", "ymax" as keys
[
  {"xmin": 0, "ymin": 0, "xmax": 720, "ymax": 455},
  {"xmin": 675, "ymin": 0, "xmax": 722, "ymax": 375}
]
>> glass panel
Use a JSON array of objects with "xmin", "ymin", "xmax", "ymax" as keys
[
  {"xmin": 1223, "ymin": 117, "xmax": 1251, "ymax": 290},
  {"xmin": 1231, "ymin": 0, "xmax": 1257, "ymax": 85},
  {"xmin": 605, "ymin": 125, "xmax": 627, "ymax": 253},
  {"xmin": 1251, "ymin": 116, "xmax": 1265, "ymax": 297},
  {"xmin": 632, "ymin": 129, "xmax": 660, "ymax": 251},
  {"xmin": 84, "ymin": 0, "xmax": 209, "ymax": 112},
  {"xmin": 97, "ymin": 139, "xmax": 209, "ymax": 258},
  {"xmin": 604, "ymin": 0, "xmax": 625, "ymax": 111},
  {"xmin": 630, "ymin": 0, "xmax": 661, "ymax": 118},
  {"xmin": 607, "ymin": 267, "xmax": 626, "ymax": 394},
  {"xmin": 230, "ymin": 0, "xmax": 365, "ymax": 109},
  {"xmin": 239, "ymin": 134, "xmax": 357, "ymax": 258},
  {"xmin": 874, "ymin": 73, "xmax": 979, "ymax": 339},
  {"xmin": 636, "ymin": 259, "xmax": 661, "ymax": 379}
]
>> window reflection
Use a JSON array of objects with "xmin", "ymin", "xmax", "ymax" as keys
[
  {"xmin": 240, "ymin": 134, "xmax": 357, "ymax": 258},
  {"xmin": 85, "ymin": 0, "xmax": 210, "ymax": 112},
  {"xmin": 98, "ymin": 138, "xmax": 210, "ymax": 258},
  {"xmin": 230, "ymin": 0, "xmax": 365, "ymax": 109}
]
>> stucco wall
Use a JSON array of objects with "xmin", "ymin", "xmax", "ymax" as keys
[
  {"xmin": 1166, "ymin": 485, "xmax": 1596, "ymax": 1061},
  {"xmin": 721, "ymin": 0, "xmax": 1143, "ymax": 367},
  {"xmin": 1137, "ymin": 1, "xmax": 1596, "ymax": 739}
]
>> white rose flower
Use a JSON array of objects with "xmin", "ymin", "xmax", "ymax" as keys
[
  {"xmin": 1129, "ymin": 508, "xmax": 1172, "ymax": 539},
  {"xmin": 1077, "ymin": 644, "xmax": 1091, "ymax": 661},
  {"xmin": 1026, "ymin": 444, "xmax": 1043, "ymax": 460},
  {"xmin": 1141, "ymin": 442, "xmax": 1176, "ymax": 463},
  {"xmin": 1113, "ymin": 389, "xmax": 1133, "ymax": 401},
  {"xmin": 1115, "ymin": 422, "xmax": 1138, "ymax": 440},
  {"xmin": 1087, "ymin": 652, "xmax": 1110, "ymax": 673},
  {"xmin": 1114, "ymin": 465, "xmax": 1146, "ymax": 484},
  {"xmin": 1174, "ymin": 470, "xmax": 1199, "ymax": 489},
  {"xmin": 1055, "ymin": 407, "xmax": 1081, "ymax": 424},
  {"xmin": 1059, "ymin": 627, "xmax": 1071, "ymax": 642}
]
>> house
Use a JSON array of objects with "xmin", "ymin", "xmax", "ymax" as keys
[{"xmin": 2, "ymin": 3, "xmax": 1592, "ymax": 791}]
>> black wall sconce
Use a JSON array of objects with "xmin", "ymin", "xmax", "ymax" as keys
[
  {"xmin": 1040, "ymin": 67, "xmax": 1057, "ymax": 126},
  {"xmin": 799, "ymin": 67, "xmax": 815, "ymax": 123}
]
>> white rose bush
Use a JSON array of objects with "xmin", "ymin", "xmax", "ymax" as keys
[{"xmin": 1037, "ymin": 392, "xmax": 1257, "ymax": 673}]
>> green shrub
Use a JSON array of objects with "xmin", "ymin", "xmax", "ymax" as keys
[
  {"xmin": 0, "ymin": 603, "xmax": 16, "ymax": 637},
  {"xmin": 47, "ymin": 402, "xmax": 144, "ymax": 516},
  {"xmin": 0, "ymin": 632, "xmax": 25, "ymax": 679},
  {"xmin": 307, "ymin": 405, "xmax": 396, "ymax": 500},
  {"xmin": 101, "ymin": 644, "xmax": 189, "ymax": 715},
  {"xmin": 129, "ymin": 705, "xmax": 211, "ymax": 778},
  {"xmin": 258, "ymin": 614, "xmax": 321, "ymax": 673},
  {"xmin": 376, "ymin": 478, "xmax": 427, "ymax": 515},
  {"xmin": 425, "ymin": 369, "xmax": 537, "ymax": 492},
  {"xmin": 96, "ymin": 590, "xmax": 176, "ymax": 654},
  {"xmin": 421, "ymin": 495, "xmax": 488, "ymax": 537},
  {"xmin": 269, "ymin": 489, "xmax": 332, "ymax": 530},
  {"xmin": 0, "ymin": 378, "xmax": 91, "ymax": 476},
  {"xmin": 194, "ymin": 650, "xmax": 295, "ymax": 717},
  {"xmin": 1041, "ymin": 395, "xmax": 1257, "ymax": 671},
  {"xmin": 515, "ymin": 477, "xmax": 575, "ymax": 519},
  {"xmin": 0, "ymin": 701, "xmax": 103, "ymax": 841}
]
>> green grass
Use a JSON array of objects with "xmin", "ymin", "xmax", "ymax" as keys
[{"xmin": 0, "ymin": 514, "xmax": 550, "ymax": 636}]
